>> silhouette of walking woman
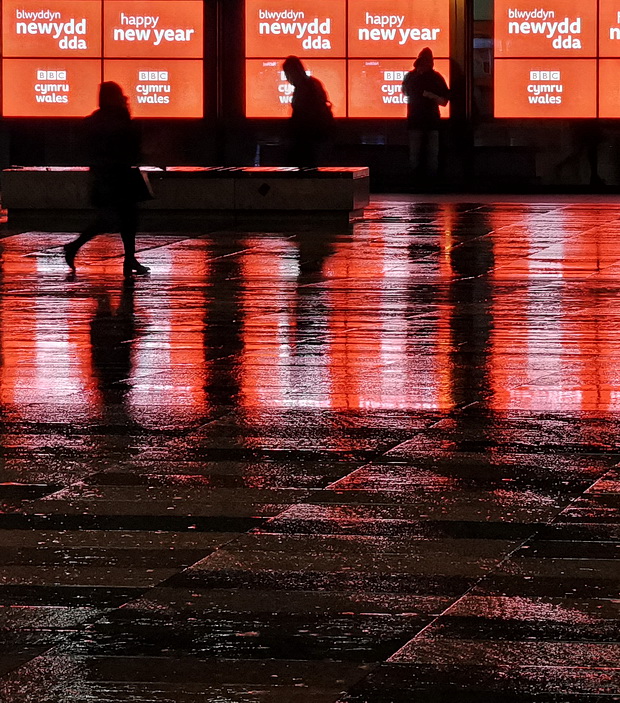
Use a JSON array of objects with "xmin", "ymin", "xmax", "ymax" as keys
[
  {"xmin": 282, "ymin": 56, "xmax": 334, "ymax": 168},
  {"xmin": 64, "ymin": 82, "xmax": 150, "ymax": 276}
]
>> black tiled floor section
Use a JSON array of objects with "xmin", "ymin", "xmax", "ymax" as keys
[{"xmin": 0, "ymin": 196, "xmax": 618, "ymax": 701}]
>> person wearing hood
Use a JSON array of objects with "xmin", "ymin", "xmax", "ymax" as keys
[
  {"xmin": 63, "ymin": 81, "xmax": 150, "ymax": 276},
  {"xmin": 402, "ymin": 47, "xmax": 449, "ymax": 184}
]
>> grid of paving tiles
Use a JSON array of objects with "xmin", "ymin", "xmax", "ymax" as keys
[{"xmin": 0, "ymin": 197, "xmax": 618, "ymax": 702}]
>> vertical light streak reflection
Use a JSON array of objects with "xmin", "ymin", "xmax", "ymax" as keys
[
  {"xmin": 488, "ymin": 207, "xmax": 618, "ymax": 412},
  {"xmin": 323, "ymin": 210, "xmax": 456, "ymax": 411},
  {"xmin": 128, "ymin": 245, "xmax": 210, "ymax": 425},
  {"xmin": 561, "ymin": 222, "xmax": 614, "ymax": 412},
  {"xmin": 239, "ymin": 238, "xmax": 315, "ymax": 408},
  {"xmin": 490, "ymin": 210, "xmax": 541, "ymax": 412},
  {"xmin": 378, "ymin": 231, "xmax": 412, "ymax": 408},
  {"xmin": 436, "ymin": 203, "xmax": 462, "ymax": 411},
  {"xmin": 234, "ymin": 216, "xmax": 462, "ymax": 412},
  {"xmin": 0, "ymin": 256, "xmax": 96, "ymax": 420},
  {"xmin": 324, "ymin": 234, "xmax": 373, "ymax": 410}
]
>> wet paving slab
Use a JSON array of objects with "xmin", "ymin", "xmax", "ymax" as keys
[
  {"xmin": 0, "ymin": 196, "xmax": 619, "ymax": 701},
  {"xmin": 338, "ymin": 663, "xmax": 620, "ymax": 702},
  {"xmin": 0, "ymin": 656, "xmax": 375, "ymax": 702}
]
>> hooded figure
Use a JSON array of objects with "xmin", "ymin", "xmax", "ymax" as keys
[{"xmin": 402, "ymin": 48, "xmax": 450, "ymax": 182}]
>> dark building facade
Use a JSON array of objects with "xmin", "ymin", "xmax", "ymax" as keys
[{"xmin": 1, "ymin": 0, "xmax": 618, "ymax": 190}]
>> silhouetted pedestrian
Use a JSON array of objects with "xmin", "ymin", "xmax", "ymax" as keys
[
  {"xmin": 402, "ymin": 48, "xmax": 449, "ymax": 185},
  {"xmin": 282, "ymin": 56, "xmax": 334, "ymax": 168},
  {"xmin": 64, "ymin": 82, "xmax": 150, "ymax": 276},
  {"xmin": 554, "ymin": 119, "xmax": 606, "ymax": 188}
]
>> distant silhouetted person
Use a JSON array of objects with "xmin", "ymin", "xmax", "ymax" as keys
[
  {"xmin": 64, "ymin": 81, "xmax": 150, "ymax": 276},
  {"xmin": 282, "ymin": 55, "xmax": 334, "ymax": 167},
  {"xmin": 555, "ymin": 119, "xmax": 606, "ymax": 188},
  {"xmin": 402, "ymin": 48, "xmax": 449, "ymax": 184}
]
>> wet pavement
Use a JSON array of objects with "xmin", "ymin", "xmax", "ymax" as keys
[{"xmin": 0, "ymin": 195, "xmax": 618, "ymax": 702}]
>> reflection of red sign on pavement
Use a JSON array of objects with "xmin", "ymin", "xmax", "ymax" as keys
[
  {"xmin": 245, "ymin": 0, "xmax": 347, "ymax": 58},
  {"xmin": 348, "ymin": 0, "xmax": 450, "ymax": 58},
  {"xmin": 2, "ymin": 58, "xmax": 100, "ymax": 116},
  {"xmin": 495, "ymin": 58, "xmax": 596, "ymax": 117},
  {"xmin": 2, "ymin": 0, "xmax": 102, "ymax": 57},
  {"xmin": 245, "ymin": 58, "xmax": 345, "ymax": 118},
  {"xmin": 348, "ymin": 59, "xmax": 450, "ymax": 118},
  {"xmin": 104, "ymin": 59, "xmax": 203, "ymax": 117}
]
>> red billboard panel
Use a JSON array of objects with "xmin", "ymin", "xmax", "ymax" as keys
[
  {"xmin": 103, "ymin": 59, "xmax": 203, "ymax": 117},
  {"xmin": 2, "ymin": 0, "xmax": 102, "ymax": 57},
  {"xmin": 245, "ymin": 58, "xmax": 345, "ymax": 118},
  {"xmin": 598, "ymin": 59, "xmax": 620, "ymax": 115},
  {"xmin": 599, "ymin": 0, "xmax": 620, "ymax": 56},
  {"xmin": 0, "ymin": 0, "xmax": 205, "ymax": 117},
  {"xmin": 245, "ymin": 0, "xmax": 346, "ymax": 58},
  {"xmin": 2, "ymin": 58, "xmax": 100, "ymax": 116},
  {"xmin": 494, "ymin": 59, "xmax": 596, "ymax": 117},
  {"xmin": 348, "ymin": 0, "xmax": 450, "ymax": 59},
  {"xmin": 494, "ymin": 0, "xmax": 597, "ymax": 57},
  {"xmin": 348, "ymin": 58, "xmax": 450, "ymax": 118},
  {"xmin": 104, "ymin": 1, "xmax": 203, "ymax": 58}
]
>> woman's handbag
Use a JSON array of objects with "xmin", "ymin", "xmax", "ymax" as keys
[{"xmin": 129, "ymin": 167, "xmax": 155, "ymax": 201}]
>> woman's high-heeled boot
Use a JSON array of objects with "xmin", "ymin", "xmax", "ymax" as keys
[
  {"xmin": 123, "ymin": 259, "xmax": 150, "ymax": 276},
  {"xmin": 63, "ymin": 243, "xmax": 78, "ymax": 270}
]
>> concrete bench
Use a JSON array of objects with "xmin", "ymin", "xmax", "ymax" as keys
[{"xmin": 0, "ymin": 166, "xmax": 370, "ymax": 228}]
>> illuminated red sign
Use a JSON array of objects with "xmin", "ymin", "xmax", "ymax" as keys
[
  {"xmin": 2, "ymin": 0, "xmax": 102, "ymax": 57},
  {"xmin": 245, "ymin": 0, "xmax": 346, "ymax": 58},
  {"xmin": 348, "ymin": 59, "xmax": 449, "ymax": 118},
  {"xmin": 245, "ymin": 0, "xmax": 451, "ymax": 117},
  {"xmin": 245, "ymin": 58, "xmax": 345, "ymax": 118},
  {"xmin": 2, "ymin": 58, "xmax": 100, "ymax": 117},
  {"xmin": 494, "ymin": 58, "xmax": 596, "ymax": 117},
  {"xmin": 1, "ymin": 0, "xmax": 204, "ymax": 117},
  {"xmin": 599, "ymin": 59, "xmax": 620, "ymax": 116},
  {"xmin": 104, "ymin": 59, "xmax": 203, "ymax": 117},
  {"xmin": 495, "ymin": 0, "xmax": 597, "ymax": 57},
  {"xmin": 492, "ymin": 0, "xmax": 620, "ymax": 117},
  {"xmin": 348, "ymin": 0, "xmax": 450, "ymax": 59},
  {"xmin": 598, "ymin": 0, "xmax": 620, "ymax": 56},
  {"xmin": 104, "ymin": 1, "xmax": 203, "ymax": 59}
]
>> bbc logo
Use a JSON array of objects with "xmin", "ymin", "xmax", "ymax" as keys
[
  {"xmin": 383, "ymin": 71, "xmax": 406, "ymax": 81},
  {"xmin": 530, "ymin": 70, "xmax": 561, "ymax": 81},
  {"xmin": 138, "ymin": 71, "xmax": 169, "ymax": 81},
  {"xmin": 280, "ymin": 70, "xmax": 312, "ymax": 80},
  {"xmin": 37, "ymin": 70, "xmax": 66, "ymax": 80}
]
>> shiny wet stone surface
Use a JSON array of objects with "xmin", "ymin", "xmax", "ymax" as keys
[{"xmin": 0, "ymin": 196, "xmax": 619, "ymax": 702}]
